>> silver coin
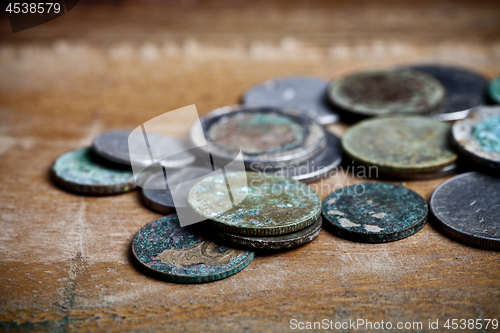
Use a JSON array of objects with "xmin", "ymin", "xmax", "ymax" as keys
[
  {"xmin": 92, "ymin": 130, "xmax": 196, "ymax": 168},
  {"xmin": 452, "ymin": 106, "xmax": 500, "ymax": 169},
  {"xmin": 242, "ymin": 76, "xmax": 339, "ymax": 125}
]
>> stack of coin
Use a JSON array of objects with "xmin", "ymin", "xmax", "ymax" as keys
[
  {"xmin": 187, "ymin": 171, "xmax": 323, "ymax": 251},
  {"xmin": 189, "ymin": 105, "xmax": 342, "ymax": 183}
]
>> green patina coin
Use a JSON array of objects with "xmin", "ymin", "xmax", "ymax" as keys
[
  {"xmin": 52, "ymin": 147, "xmax": 137, "ymax": 194},
  {"xmin": 342, "ymin": 116, "xmax": 458, "ymax": 176},
  {"xmin": 452, "ymin": 106, "xmax": 500, "ymax": 169},
  {"xmin": 187, "ymin": 171, "xmax": 322, "ymax": 236},
  {"xmin": 132, "ymin": 214, "xmax": 254, "ymax": 283},
  {"xmin": 322, "ymin": 183, "xmax": 428, "ymax": 243},
  {"xmin": 489, "ymin": 76, "xmax": 500, "ymax": 104},
  {"xmin": 328, "ymin": 70, "xmax": 445, "ymax": 117}
]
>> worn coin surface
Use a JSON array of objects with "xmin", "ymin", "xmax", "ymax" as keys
[
  {"xmin": 132, "ymin": 214, "xmax": 254, "ymax": 283},
  {"xmin": 189, "ymin": 105, "xmax": 326, "ymax": 170},
  {"xmin": 405, "ymin": 65, "xmax": 489, "ymax": 121},
  {"xmin": 489, "ymin": 76, "xmax": 500, "ymax": 104},
  {"xmin": 430, "ymin": 172, "xmax": 500, "ymax": 249},
  {"xmin": 201, "ymin": 216, "xmax": 322, "ymax": 251},
  {"xmin": 452, "ymin": 106, "xmax": 500, "ymax": 169},
  {"xmin": 242, "ymin": 76, "xmax": 339, "ymax": 125},
  {"xmin": 328, "ymin": 70, "xmax": 444, "ymax": 117},
  {"xmin": 187, "ymin": 171, "xmax": 322, "ymax": 236},
  {"xmin": 93, "ymin": 129, "xmax": 196, "ymax": 168},
  {"xmin": 52, "ymin": 147, "xmax": 136, "ymax": 194},
  {"xmin": 322, "ymin": 183, "xmax": 428, "ymax": 243},
  {"xmin": 342, "ymin": 116, "xmax": 458, "ymax": 177}
]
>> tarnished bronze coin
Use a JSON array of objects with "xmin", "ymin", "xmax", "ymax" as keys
[
  {"xmin": 489, "ymin": 76, "xmax": 500, "ymax": 104},
  {"xmin": 187, "ymin": 171, "xmax": 322, "ymax": 236},
  {"xmin": 132, "ymin": 214, "xmax": 254, "ymax": 283},
  {"xmin": 342, "ymin": 116, "xmax": 458, "ymax": 177},
  {"xmin": 328, "ymin": 70, "xmax": 444, "ymax": 117}
]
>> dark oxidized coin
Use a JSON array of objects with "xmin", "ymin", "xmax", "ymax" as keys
[
  {"xmin": 328, "ymin": 70, "xmax": 444, "ymax": 117},
  {"xmin": 242, "ymin": 76, "xmax": 339, "ymax": 125},
  {"xmin": 93, "ymin": 129, "xmax": 196, "ymax": 168},
  {"xmin": 132, "ymin": 214, "xmax": 254, "ymax": 283},
  {"xmin": 489, "ymin": 76, "xmax": 500, "ymax": 104},
  {"xmin": 430, "ymin": 172, "xmax": 500, "ymax": 250},
  {"xmin": 51, "ymin": 147, "xmax": 136, "ymax": 194},
  {"xmin": 202, "ymin": 216, "xmax": 322, "ymax": 251},
  {"xmin": 405, "ymin": 65, "xmax": 489, "ymax": 121},
  {"xmin": 189, "ymin": 105, "xmax": 326, "ymax": 170},
  {"xmin": 452, "ymin": 106, "xmax": 500, "ymax": 169},
  {"xmin": 187, "ymin": 171, "xmax": 322, "ymax": 236},
  {"xmin": 322, "ymin": 183, "xmax": 428, "ymax": 243},
  {"xmin": 342, "ymin": 116, "xmax": 458, "ymax": 177}
]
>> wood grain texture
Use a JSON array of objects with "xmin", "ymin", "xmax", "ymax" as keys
[{"xmin": 0, "ymin": 1, "xmax": 500, "ymax": 331}]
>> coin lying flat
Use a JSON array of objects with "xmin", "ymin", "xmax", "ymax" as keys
[
  {"xmin": 489, "ymin": 76, "xmax": 500, "ymax": 104},
  {"xmin": 405, "ymin": 65, "xmax": 489, "ymax": 121},
  {"xmin": 430, "ymin": 172, "xmax": 500, "ymax": 250},
  {"xmin": 342, "ymin": 116, "xmax": 458, "ymax": 177},
  {"xmin": 201, "ymin": 216, "xmax": 322, "ymax": 251},
  {"xmin": 452, "ymin": 106, "xmax": 500, "ymax": 169},
  {"xmin": 242, "ymin": 76, "xmax": 339, "ymax": 125},
  {"xmin": 190, "ymin": 105, "xmax": 326, "ymax": 170},
  {"xmin": 322, "ymin": 183, "xmax": 428, "ymax": 243},
  {"xmin": 92, "ymin": 129, "xmax": 196, "ymax": 168},
  {"xmin": 52, "ymin": 147, "xmax": 136, "ymax": 194},
  {"xmin": 132, "ymin": 214, "xmax": 254, "ymax": 283},
  {"xmin": 187, "ymin": 171, "xmax": 322, "ymax": 236},
  {"xmin": 328, "ymin": 70, "xmax": 445, "ymax": 117}
]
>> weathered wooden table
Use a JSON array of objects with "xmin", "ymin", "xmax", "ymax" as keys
[{"xmin": 1, "ymin": 1, "xmax": 499, "ymax": 331}]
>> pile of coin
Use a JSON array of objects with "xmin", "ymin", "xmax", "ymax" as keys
[{"xmin": 51, "ymin": 63, "xmax": 500, "ymax": 283}]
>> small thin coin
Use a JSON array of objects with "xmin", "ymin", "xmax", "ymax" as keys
[
  {"xmin": 201, "ymin": 216, "xmax": 322, "ymax": 251},
  {"xmin": 132, "ymin": 214, "xmax": 254, "ymax": 283},
  {"xmin": 430, "ymin": 172, "xmax": 500, "ymax": 250},
  {"xmin": 261, "ymin": 131, "xmax": 342, "ymax": 183},
  {"xmin": 322, "ymin": 183, "xmax": 428, "ymax": 243},
  {"xmin": 52, "ymin": 147, "xmax": 136, "ymax": 194},
  {"xmin": 342, "ymin": 116, "xmax": 458, "ymax": 177},
  {"xmin": 452, "ymin": 106, "xmax": 500, "ymax": 169},
  {"xmin": 328, "ymin": 70, "xmax": 445, "ymax": 117},
  {"xmin": 488, "ymin": 76, "xmax": 500, "ymax": 104},
  {"xmin": 187, "ymin": 171, "xmax": 322, "ymax": 236},
  {"xmin": 92, "ymin": 129, "xmax": 196, "ymax": 168},
  {"xmin": 242, "ymin": 76, "xmax": 339, "ymax": 125},
  {"xmin": 405, "ymin": 65, "xmax": 489, "ymax": 121},
  {"xmin": 190, "ymin": 105, "xmax": 326, "ymax": 169}
]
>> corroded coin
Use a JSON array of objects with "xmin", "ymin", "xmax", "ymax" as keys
[
  {"xmin": 51, "ymin": 147, "xmax": 136, "ymax": 194},
  {"xmin": 187, "ymin": 171, "xmax": 322, "ymax": 236},
  {"xmin": 132, "ymin": 214, "xmax": 254, "ymax": 283},
  {"xmin": 242, "ymin": 76, "xmax": 339, "ymax": 125},
  {"xmin": 322, "ymin": 183, "xmax": 428, "ymax": 243},
  {"xmin": 201, "ymin": 216, "xmax": 322, "ymax": 251},
  {"xmin": 92, "ymin": 129, "xmax": 196, "ymax": 168},
  {"xmin": 405, "ymin": 65, "xmax": 489, "ymax": 121},
  {"xmin": 328, "ymin": 70, "xmax": 444, "ymax": 117},
  {"xmin": 189, "ymin": 105, "xmax": 326, "ymax": 170},
  {"xmin": 452, "ymin": 106, "xmax": 500, "ymax": 169},
  {"xmin": 342, "ymin": 116, "xmax": 458, "ymax": 177},
  {"xmin": 489, "ymin": 76, "xmax": 500, "ymax": 104},
  {"xmin": 430, "ymin": 172, "xmax": 500, "ymax": 250}
]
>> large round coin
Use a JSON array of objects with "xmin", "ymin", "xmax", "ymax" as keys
[
  {"xmin": 187, "ymin": 171, "xmax": 322, "ymax": 236},
  {"xmin": 430, "ymin": 172, "xmax": 500, "ymax": 249},
  {"xmin": 322, "ymin": 183, "xmax": 428, "ymax": 243},
  {"xmin": 452, "ymin": 106, "xmax": 500, "ymax": 169},
  {"xmin": 132, "ymin": 215, "xmax": 254, "ymax": 283},
  {"xmin": 189, "ymin": 105, "xmax": 326, "ymax": 170},
  {"xmin": 489, "ymin": 76, "xmax": 500, "ymax": 104},
  {"xmin": 328, "ymin": 70, "xmax": 444, "ymax": 117},
  {"xmin": 92, "ymin": 129, "xmax": 196, "ymax": 168},
  {"xmin": 52, "ymin": 147, "xmax": 136, "ymax": 194},
  {"xmin": 242, "ymin": 76, "xmax": 339, "ymax": 125},
  {"xmin": 342, "ymin": 116, "xmax": 458, "ymax": 177},
  {"xmin": 405, "ymin": 65, "xmax": 489, "ymax": 121}
]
